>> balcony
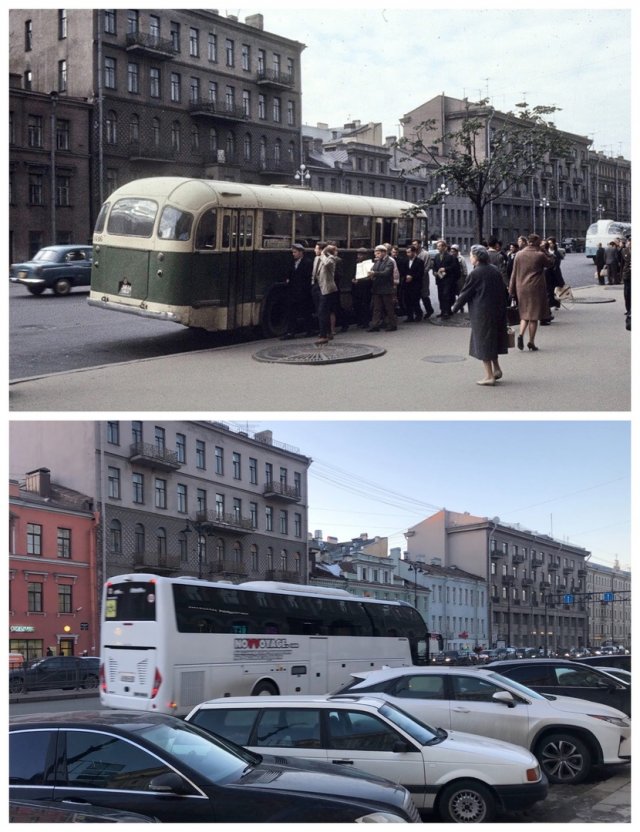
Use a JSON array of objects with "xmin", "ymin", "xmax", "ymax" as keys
[
  {"xmin": 539, "ymin": 580, "xmax": 551, "ymax": 589},
  {"xmin": 132, "ymin": 550, "xmax": 181, "ymax": 573},
  {"xmin": 256, "ymin": 69, "xmax": 295, "ymax": 90},
  {"xmin": 531, "ymin": 555, "xmax": 544, "ymax": 568},
  {"xmin": 265, "ymin": 570, "xmax": 302, "ymax": 583},
  {"xmin": 129, "ymin": 441, "xmax": 181, "ymax": 471},
  {"xmin": 128, "ymin": 142, "xmax": 179, "ymax": 164},
  {"xmin": 490, "ymin": 547, "xmax": 506, "ymax": 558},
  {"xmin": 577, "ymin": 568, "xmax": 587, "ymax": 578},
  {"xmin": 491, "ymin": 594, "xmax": 501, "ymax": 604},
  {"xmin": 189, "ymin": 99, "xmax": 249, "ymax": 123},
  {"xmin": 193, "ymin": 509, "xmax": 253, "ymax": 534},
  {"xmin": 547, "ymin": 562, "xmax": 559, "ymax": 572},
  {"xmin": 125, "ymin": 32, "xmax": 178, "ymax": 59},
  {"xmin": 263, "ymin": 481, "xmax": 301, "ymax": 502},
  {"xmin": 257, "ymin": 155, "xmax": 297, "ymax": 178},
  {"xmin": 512, "ymin": 553, "xmax": 525, "ymax": 564},
  {"xmin": 522, "ymin": 577, "xmax": 535, "ymax": 586},
  {"xmin": 209, "ymin": 560, "xmax": 249, "ymax": 580},
  {"xmin": 563, "ymin": 566, "xmax": 574, "ymax": 575}
]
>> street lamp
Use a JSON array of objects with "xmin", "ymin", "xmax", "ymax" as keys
[
  {"xmin": 437, "ymin": 182, "xmax": 450, "ymax": 239},
  {"xmin": 294, "ymin": 163, "xmax": 311, "ymax": 188},
  {"xmin": 49, "ymin": 90, "xmax": 59, "ymax": 245},
  {"xmin": 180, "ymin": 518, "xmax": 212, "ymax": 579},
  {"xmin": 597, "ymin": 203, "xmax": 605, "ymax": 219},
  {"xmin": 539, "ymin": 197, "xmax": 550, "ymax": 239},
  {"xmin": 408, "ymin": 562, "xmax": 425, "ymax": 607}
]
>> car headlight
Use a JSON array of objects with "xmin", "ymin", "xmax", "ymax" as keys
[
  {"xmin": 355, "ymin": 813, "xmax": 408, "ymax": 823},
  {"xmin": 588, "ymin": 714, "xmax": 630, "ymax": 727}
]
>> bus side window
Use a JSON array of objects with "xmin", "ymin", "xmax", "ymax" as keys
[{"xmin": 196, "ymin": 209, "xmax": 217, "ymax": 249}]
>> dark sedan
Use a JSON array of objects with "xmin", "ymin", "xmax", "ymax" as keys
[
  {"xmin": 486, "ymin": 659, "xmax": 630, "ymax": 715},
  {"xmin": 9, "ymin": 655, "xmax": 99, "ymax": 694},
  {"xmin": 9, "ymin": 711, "xmax": 421, "ymax": 823},
  {"xmin": 10, "ymin": 244, "xmax": 93, "ymax": 295}
]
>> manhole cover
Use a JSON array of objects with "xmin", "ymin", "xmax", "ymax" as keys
[
  {"xmin": 571, "ymin": 297, "xmax": 616, "ymax": 304},
  {"xmin": 429, "ymin": 314, "xmax": 471, "ymax": 327},
  {"xmin": 423, "ymin": 355, "xmax": 467, "ymax": 364},
  {"xmin": 253, "ymin": 342, "xmax": 386, "ymax": 365}
]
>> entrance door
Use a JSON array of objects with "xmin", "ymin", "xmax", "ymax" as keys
[{"xmin": 221, "ymin": 209, "xmax": 255, "ymax": 330}]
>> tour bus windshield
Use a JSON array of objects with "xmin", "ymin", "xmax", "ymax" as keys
[{"xmin": 105, "ymin": 580, "xmax": 157, "ymax": 621}]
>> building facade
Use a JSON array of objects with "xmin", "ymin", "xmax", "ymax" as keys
[
  {"xmin": 9, "ymin": 468, "xmax": 100, "ymax": 660},
  {"xmin": 586, "ymin": 560, "xmax": 631, "ymax": 650},
  {"xmin": 9, "ymin": 9, "xmax": 305, "ymax": 262},
  {"xmin": 9, "ymin": 421, "xmax": 311, "ymax": 592},
  {"xmin": 405, "ymin": 510, "xmax": 590, "ymax": 652}
]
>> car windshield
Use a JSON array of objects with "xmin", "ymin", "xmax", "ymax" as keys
[
  {"xmin": 32, "ymin": 249, "xmax": 60, "ymax": 262},
  {"xmin": 486, "ymin": 671, "xmax": 547, "ymax": 701},
  {"xmin": 132, "ymin": 719, "xmax": 257, "ymax": 782},
  {"xmin": 379, "ymin": 702, "xmax": 441, "ymax": 745}
]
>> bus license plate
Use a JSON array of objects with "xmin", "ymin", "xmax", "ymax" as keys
[{"xmin": 120, "ymin": 673, "xmax": 135, "ymax": 682}]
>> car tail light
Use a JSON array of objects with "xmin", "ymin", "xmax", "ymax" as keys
[
  {"xmin": 99, "ymin": 662, "xmax": 106, "ymax": 693},
  {"xmin": 151, "ymin": 668, "xmax": 162, "ymax": 699},
  {"xmin": 526, "ymin": 766, "xmax": 541, "ymax": 782}
]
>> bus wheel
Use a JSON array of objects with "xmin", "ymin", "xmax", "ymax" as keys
[
  {"xmin": 252, "ymin": 680, "xmax": 278, "ymax": 696},
  {"xmin": 260, "ymin": 284, "xmax": 288, "ymax": 338}
]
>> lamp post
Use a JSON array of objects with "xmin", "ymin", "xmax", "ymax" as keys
[
  {"xmin": 180, "ymin": 518, "xmax": 211, "ymax": 579},
  {"xmin": 437, "ymin": 182, "xmax": 450, "ymax": 239},
  {"xmin": 539, "ymin": 197, "xmax": 550, "ymax": 240},
  {"xmin": 49, "ymin": 90, "xmax": 59, "ymax": 245},
  {"xmin": 294, "ymin": 163, "xmax": 311, "ymax": 188},
  {"xmin": 408, "ymin": 562, "xmax": 425, "ymax": 607},
  {"xmin": 597, "ymin": 203, "xmax": 605, "ymax": 219}
]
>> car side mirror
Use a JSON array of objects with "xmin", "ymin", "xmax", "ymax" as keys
[
  {"xmin": 392, "ymin": 740, "xmax": 414, "ymax": 754},
  {"xmin": 492, "ymin": 691, "xmax": 516, "ymax": 708},
  {"xmin": 148, "ymin": 772, "xmax": 189, "ymax": 795}
]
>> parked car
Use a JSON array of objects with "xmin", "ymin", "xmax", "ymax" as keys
[
  {"xmin": 335, "ymin": 666, "xmax": 630, "ymax": 785},
  {"xmin": 9, "ymin": 244, "xmax": 93, "ymax": 295},
  {"xmin": 185, "ymin": 693, "xmax": 547, "ymax": 823},
  {"xmin": 597, "ymin": 667, "xmax": 632, "ymax": 684},
  {"xmin": 431, "ymin": 650, "xmax": 474, "ymax": 666},
  {"xmin": 577, "ymin": 653, "xmax": 631, "ymax": 673},
  {"xmin": 9, "ymin": 655, "xmax": 100, "ymax": 694},
  {"xmin": 9, "ymin": 651, "xmax": 25, "ymax": 669},
  {"xmin": 9, "ymin": 798, "xmax": 158, "ymax": 823},
  {"xmin": 485, "ymin": 659, "xmax": 630, "ymax": 716},
  {"xmin": 9, "ymin": 710, "xmax": 421, "ymax": 823}
]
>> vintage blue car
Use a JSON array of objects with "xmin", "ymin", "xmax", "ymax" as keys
[{"xmin": 10, "ymin": 244, "xmax": 93, "ymax": 295}]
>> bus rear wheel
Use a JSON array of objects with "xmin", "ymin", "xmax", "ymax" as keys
[
  {"xmin": 252, "ymin": 680, "xmax": 279, "ymax": 696},
  {"xmin": 260, "ymin": 284, "xmax": 288, "ymax": 338}
]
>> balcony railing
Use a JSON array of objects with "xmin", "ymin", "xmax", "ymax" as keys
[
  {"xmin": 256, "ymin": 69, "xmax": 295, "ymax": 89},
  {"xmin": 129, "ymin": 441, "xmax": 181, "ymax": 471},
  {"xmin": 189, "ymin": 99, "xmax": 249, "ymax": 122},
  {"xmin": 209, "ymin": 560, "xmax": 249, "ymax": 579},
  {"xmin": 125, "ymin": 32, "xmax": 178, "ymax": 58},
  {"xmin": 265, "ymin": 570, "xmax": 302, "ymax": 583},
  {"xmin": 512, "ymin": 553, "xmax": 525, "ymax": 564},
  {"xmin": 193, "ymin": 510, "xmax": 253, "ymax": 533},
  {"xmin": 132, "ymin": 550, "xmax": 181, "ymax": 572},
  {"xmin": 262, "ymin": 481, "xmax": 301, "ymax": 502}
]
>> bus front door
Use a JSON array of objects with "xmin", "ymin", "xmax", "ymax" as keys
[
  {"xmin": 308, "ymin": 637, "xmax": 329, "ymax": 693},
  {"xmin": 221, "ymin": 210, "xmax": 256, "ymax": 330}
]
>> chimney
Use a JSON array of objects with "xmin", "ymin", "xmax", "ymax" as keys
[
  {"xmin": 25, "ymin": 468, "xmax": 51, "ymax": 498},
  {"xmin": 314, "ymin": 530, "xmax": 323, "ymax": 540},
  {"xmin": 245, "ymin": 13, "xmax": 264, "ymax": 30},
  {"xmin": 254, "ymin": 429, "xmax": 273, "ymax": 445}
]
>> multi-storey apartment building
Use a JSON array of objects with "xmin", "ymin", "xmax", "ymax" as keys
[
  {"xmin": 586, "ymin": 560, "xmax": 631, "ymax": 650},
  {"xmin": 9, "ymin": 9, "xmax": 305, "ymax": 261},
  {"xmin": 9, "ymin": 467, "xmax": 100, "ymax": 660},
  {"xmin": 9, "ymin": 421, "xmax": 311, "ymax": 589},
  {"xmin": 405, "ymin": 510, "xmax": 590, "ymax": 652}
]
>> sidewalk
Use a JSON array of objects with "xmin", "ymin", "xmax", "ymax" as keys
[{"xmin": 9, "ymin": 284, "xmax": 630, "ymax": 412}]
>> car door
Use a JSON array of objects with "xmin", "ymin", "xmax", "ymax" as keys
[
  {"xmin": 325, "ymin": 708, "xmax": 428, "ymax": 808},
  {"xmin": 249, "ymin": 707, "xmax": 327, "ymax": 765},
  {"xmin": 552, "ymin": 665, "xmax": 631, "ymax": 715},
  {"xmin": 9, "ymin": 728, "xmax": 58, "ymax": 801},
  {"xmin": 53, "ymin": 728, "xmax": 210, "ymax": 822},
  {"xmin": 384, "ymin": 673, "xmax": 452, "ymax": 730},
  {"xmin": 447, "ymin": 673, "xmax": 531, "ymax": 747}
]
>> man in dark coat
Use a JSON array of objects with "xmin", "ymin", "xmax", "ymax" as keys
[
  {"xmin": 595, "ymin": 243, "xmax": 606, "ymax": 285},
  {"xmin": 400, "ymin": 245, "xmax": 425, "ymax": 321},
  {"xmin": 281, "ymin": 243, "xmax": 313, "ymax": 339},
  {"xmin": 367, "ymin": 245, "xmax": 397, "ymax": 331},
  {"xmin": 432, "ymin": 239, "xmax": 461, "ymax": 319}
]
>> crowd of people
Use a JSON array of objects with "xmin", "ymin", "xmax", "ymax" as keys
[{"xmin": 280, "ymin": 232, "xmax": 631, "ymax": 380}]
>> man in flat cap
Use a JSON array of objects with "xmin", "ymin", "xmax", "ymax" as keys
[{"xmin": 281, "ymin": 243, "xmax": 314, "ymax": 339}]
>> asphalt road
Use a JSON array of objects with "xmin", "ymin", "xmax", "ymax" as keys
[{"xmin": 9, "ymin": 253, "xmax": 598, "ymax": 381}]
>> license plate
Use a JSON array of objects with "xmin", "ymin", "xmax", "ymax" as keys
[{"xmin": 120, "ymin": 673, "xmax": 135, "ymax": 682}]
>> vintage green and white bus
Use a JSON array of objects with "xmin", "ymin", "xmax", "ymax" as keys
[{"xmin": 89, "ymin": 177, "xmax": 426, "ymax": 336}]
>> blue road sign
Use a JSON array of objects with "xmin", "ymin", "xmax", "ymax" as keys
[
  {"xmin": 603, "ymin": 591, "xmax": 615, "ymax": 602},
  {"xmin": 563, "ymin": 594, "xmax": 574, "ymax": 604}
]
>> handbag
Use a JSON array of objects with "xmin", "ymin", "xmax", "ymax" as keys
[
  {"xmin": 507, "ymin": 327, "xmax": 515, "ymax": 349},
  {"xmin": 506, "ymin": 303, "xmax": 520, "ymax": 326}
]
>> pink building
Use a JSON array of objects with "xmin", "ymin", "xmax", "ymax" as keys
[{"xmin": 9, "ymin": 468, "xmax": 99, "ymax": 661}]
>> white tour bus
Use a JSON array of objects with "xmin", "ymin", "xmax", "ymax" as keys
[
  {"xmin": 585, "ymin": 219, "xmax": 631, "ymax": 259},
  {"xmin": 100, "ymin": 573, "xmax": 429, "ymax": 715}
]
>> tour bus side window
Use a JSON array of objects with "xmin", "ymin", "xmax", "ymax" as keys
[
  {"xmin": 107, "ymin": 198, "xmax": 158, "ymax": 237},
  {"xmin": 262, "ymin": 209, "xmax": 293, "ymax": 248},
  {"xmin": 350, "ymin": 216, "xmax": 372, "ymax": 248},
  {"xmin": 294, "ymin": 211, "xmax": 321, "ymax": 247},
  {"xmin": 94, "ymin": 201, "xmax": 110, "ymax": 234},
  {"xmin": 222, "ymin": 214, "xmax": 237, "ymax": 248},
  {"xmin": 158, "ymin": 205, "xmax": 194, "ymax": 241},
  {"xmin": 195, "ymin": 208, "xmax": 217, "ymax": 249},
  {"xmin": 323, "ymin": 214, "xmax": 348, "ymax": 248}
]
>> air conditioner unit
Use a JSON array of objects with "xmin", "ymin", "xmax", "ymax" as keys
[{"xmin": 217, "ymin": 149, "xmax": 226, "ymax": 163}]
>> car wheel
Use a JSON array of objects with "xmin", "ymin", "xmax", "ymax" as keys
[
  {"xmin": 53, "ymin": 278, "xmax": 72, "ymax": 296},
  {"xmin": 251, "ymin": 680, "xmax": 279, "ymax": 696},
  {"xmin": 437, "ymin": 779, "xmax": 495, "ymax": 823},
  {"xmin": 535, "ymin": 732, "xmax": 591, "ymax": 784},
  {"xmin": 9, "ymin": 677, "xmax": 26, "ymax": 694},
  {"xmin": 26, "ymin": 285, "xmax": 46, "ymax": 295},
  {"xmin": 83, "ymin": 674, "xmax": 99, "ymax": 689}
]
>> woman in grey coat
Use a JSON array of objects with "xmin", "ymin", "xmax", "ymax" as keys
[{"xmin": 452, "ymin": 245, "xmax": 509, "ymax": 386}]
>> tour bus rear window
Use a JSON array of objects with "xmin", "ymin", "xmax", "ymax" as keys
[
  {"xmin": 106, "ymin": 198, "xmax": 158, "ymax": 237},
  {"xmin": 104, "ymin": 581, "xmax": 157, "ymax": 620}
]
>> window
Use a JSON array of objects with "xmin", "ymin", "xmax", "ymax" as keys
[
  {"xmin": 327, "ymin": 710, "xmax": 401, "ymax": 752},
  {"xmin": 171, "ymin": 121, "xmax": 181, "ymax": 152},
  {"xmin": 250, "ymin": 502, "xmax": 258, "ymax": 528},
  {"xmin": 208, "ymin": 32, "xmax": 217, "ymax": 62},
  {"xmin": 170, "ymin": 72, "xmax": 181, "ymax": 102},
  {"xmin": 190, "ymin": 77, "xmax": 200, "ymax": 104},
  {"xmin": 149, "ymin": 15, "xmax": 160, "ymax": 40},
  {"xmin": 155, "ymin": 478, "xmax": 167, "ymax": 509},
  {"xmin": 242, "ymin": 90, "xmax": 251, "ymax": 117},
  {"xmin": 128, "ymin": 62, "xmax": 139, "ymax": 94},
  {"xmin": 109, "ymin": 519, "xmax": 122, "ymax": 553},
  {"xmin": 154, "ymin": 426, "xmax": 165, "ymax": 452},
  {"xmin": 225, "ymin": 86, "xmax": 235, "ymax": 110},
  {"xmin": 233, "ymin": 497, "xmax": 242, "ymax": 522},
  {"xmin": 170, "ymin": 21, "xmax": 180, "ymax": 51},
  {"xmin": 104, "ymin": 57, "xmax": 116, "ymax": 89},
  {"xmin": 265, "ymin": 462, "xmax": 273, "ymax": 485},
  {"xmin": 134, "ymin": 524, "xmax": 145, "ymax": 554},
  {"xmin": 189, "ymin": 27, "xmax": 199, "ymax": 57},
  {"xmin": 257, "ymin": 49, "xmax": 265, "ymax": 73},
  {"xmin": 273, "ymin": 97, "xmax": 281, "ymax": 123},
  {"xmin": 28, "ymin": 582, "xmax": 43, "ymax": 613},
  {"xmin": 105, "ymin": 110, "xmax": 117, "ymax": 144},
  {"xmin": 249, "ymin": 457, "xmax": 258, "ymax": 484},
  {"xmin": 132, "ymin": 472, "xmax": 144, "ymax": 503},
  {"xmin": 108, "ymin": 467, "xmax": 121, "ymax": 499},
  {"xmin": 127, "ymin": 9, "xmax": 139, "ymax": 34},
  {"xmin": 287, "ymin": 100, "xmax": 295, "ymax": 126},
  {"xmin": 233, "ymin": 452, "xmax": 241, "ymax": 480},
  {"xmin": 58, "ymin": 584, "xmax": 72, "ymax": 613},
  {"xmin": 294, "ymin": 471, "xmax": 302, "ymax": 496},
  {"xmin": 197, "ymin": 440, "xmax": 206, "ymax": 470},
  {"xmin": 175, "ymin": 432, "xmax": 186, "ymax": 463},
  {"xmin": 132, "ymin": 421, "xmax": 143, "ymax": 444},
  {"xmin": 279, "ymin": 467, "xmax": 288, "ymax": 487},
  {"xmin": 258, "ymin": 94, "xmax": 266, "ymax": 120},
  {"xmin": 176, "ymin": 482, "xmax": 187, "ymax": 514},
  {"xmin": 215, "ymin": 493, "xmax": 224, "ymax": 518},
  {"xmin": 244, "ymin": 132, "xmax": 252, "ymax": 162},
  {"xmin": 451, "ymin": 675, "xmax": 503, "ymax": 702},
  {"xmin": 27, "ymin": 523, "xmax": 42, "ymax": 556},
  {"xmin": 294, "ymin": 513, "xmax": 302, "ymax": 537},
  {"xmin": 279, "ymin": 510, "xmax": 288, "ymax": 535},
  {"xmin": 215, "ymin": 445, "xmax": 223, "ymax": 474},
  {"xmin": 265, "ymin": 506, "xmax": 273, "ymax": 532},
  {"xmin": 58, "ymin": 60, "xmax": 67, "ymax": 92},
  {"xmin": 273, "ymin": 53, "xmax": 281, "ymax": 74},
  {"xmin": 208, "ymin": 81, "xmax": 218, "ymax": 103},
  {"xmin": 197, "ymin": 489, "xmax": 207, "ymax": 513},
  {"xmin": 104, "ymin": 10, "xmax": 116, "ymax": 35},
  {"xmin": 27, "ymin": 115, "xmax": 43, "ymax": 148},
  {"xmin": 57, "ymin": 528, "xmax": 72, "ymax": 559},
  {"xmin": 25, "ymin": 19, "xmax": 32, "ymax": 51},
  {"xmin": 242, "ymin": 44, "xmax": 251, "ymax": 70},
  {"xmin": 152, "ymin": 117, "xmax": 160, "ymax": 146},
  {"xmin": 107, "ymin": 421, "xmax": 120, "ymax": 444},
  {"xmin": 225, "ymin": 38, "xmax": 234, "ymax": 66},
  {"xmin": 150, "ymin": 67, "xmax": 160, "ymax": 98},
  {"xmin": 251, "ymin": 545, "xmax": 259, "ymax": 572}
]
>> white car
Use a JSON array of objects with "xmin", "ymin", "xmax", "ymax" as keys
[
  {"xmin": 185, "ymin": 693, "xmax": 547, "ymax": 822},
  {"xmin": 335, "ymin": 666, "xmax": 630, "ymax": 785}
]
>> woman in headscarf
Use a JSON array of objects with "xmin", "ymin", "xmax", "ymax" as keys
[
  {"xmin": 508, "ymin": 233, "xmax": 555, "ymax": 351},
  {"xmin": 452, "ymin": 244, "xmax": 509, "ymax": 386}
]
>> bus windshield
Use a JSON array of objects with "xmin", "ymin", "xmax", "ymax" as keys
[
  {"xmin": 105, "ymin": 580, "xmax": 157, "ymax": 621},
  {"xmin": 107, "ymin": 197, "xmax": 158, "ymax": 237}
]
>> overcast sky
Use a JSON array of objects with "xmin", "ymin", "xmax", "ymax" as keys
[
  {"xmin": 239, "ymin": 419, "xmax": 630, "ymax": 571},
  {"xmin": 244, "ymin": 1, "xmax": 631, "ymax": 158}
]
